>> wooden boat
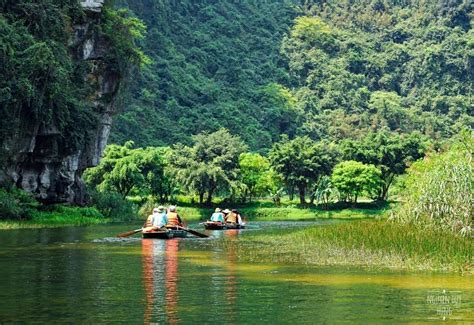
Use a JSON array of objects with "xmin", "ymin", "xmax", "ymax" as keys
[
  {"xmin": 142, "ymin": 228, "xmax": 188, "ymax": 239},
  {"xmin": 201, "ymin": 221, "xmax": 246, "ymax": 230}
]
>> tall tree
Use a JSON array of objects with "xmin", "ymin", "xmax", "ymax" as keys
[
  {"xmin": 239, "ymin": 152, "xmax": 274, "ymax": 202},
  {"xmin": 340, "ymin": 131, "xmax": 428, "ymax": 200},
  {"xmin": 170, "ymin": 129, "xmax": 246, "ymax": 204},
  {"xmin": 269, "ymin": 136, "xmax": 337, "ymax": 204},
  {"xmin": 84, "ymin": 142, "xmax": 170, "ymax": 199},
  {"xmin": 331, "ymin": 160, "xmax": 382, "ymax": 203}
]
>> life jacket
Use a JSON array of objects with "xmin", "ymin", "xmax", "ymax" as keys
[
  {"xmin": 227, "ymin": 212, "xmax": 238, "ymax": 223},
  {"xmin": 167, "ymin": 212, "xmax": 180, "ymax": 226},
  {"xmin": 145, "ymin": 214, "xmax": 154, "ymax": 227}
]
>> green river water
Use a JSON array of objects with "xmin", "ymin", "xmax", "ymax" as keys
[{"xmin": 0, "ymin": 222, "xmax": 472, "ymax": 324}]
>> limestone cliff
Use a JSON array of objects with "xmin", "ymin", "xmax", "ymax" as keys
[{"xmin": 0, "ymin": 1, "xmax": 122, "ymax": 204}]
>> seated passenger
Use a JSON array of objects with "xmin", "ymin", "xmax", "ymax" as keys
[
  {"xmin": 142, "ymin": 207, "xmax": 158, "ymax": 232},
  {"xmin": 166, "ymin": 205, "xmax": 183, "ymax": 228},
  {"xmin": 210, "ymin": 208, "xmax": 225, "ymax": 223},
  {"xmin": 222, "ymin": 209, "xmax": 231, "ymax": 222},
  {"xmin": 143, "ymin": 206, "xmax": 167, "ymax": 232},
  {"xmin": 151, "ymin": 206, "xmax": 168, "ymax": 230},
  {"xmin": 226, "ymin": 209, "xmax": 242, "ymax": 224}
]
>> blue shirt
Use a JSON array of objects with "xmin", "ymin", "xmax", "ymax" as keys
[
  {"xmin": 210, "ymin": 212, "xmax": 224, "ymax": 222},
  {"xmin": 152, "ymin": 213, "xmax": 168, "ymax": 227}
]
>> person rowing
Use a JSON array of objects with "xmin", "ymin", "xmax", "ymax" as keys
[
  {"xmin": 226, "ymin": 209, "xmax": 243, "ymax": 225},
  {"xmin": 222, "ymin": 209, "xmax": 231, "ymax": 222},
  {"xmin": 166, "ymin": 205, "xmax": 184, "ymax": 229}
]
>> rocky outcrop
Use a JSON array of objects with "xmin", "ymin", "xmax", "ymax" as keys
[
  {"xmin": 0, "ymin": 3, "xmax": 121, "ymax": 204},
  {"xmin": 80, "ymin": 0, "xmax": 105, "ymax": 13}
]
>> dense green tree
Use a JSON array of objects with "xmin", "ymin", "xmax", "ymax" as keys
[
  {"xmin": 137, "ymin": 147, "xmax": 171, "ymax": 201},
  {"xmin": 332, "ymin": 161, "xmax": 382, "ymax": 203},
  {"xmin": 368, "ymin": 91, "xmax": 407, "ymax": 132},
  {"xmin": 99, "ymin": 155, "xmax": 143, "ymax": 197},
  {"xmin": 170, "ymin": 129, "xmax": 246, "ymax": 204},
  {"xmin": 84, "ymin": 141, "xmax": 135, "ymax": 191},
  {"xmin": 239, "ymin": 153, "xmax": 278, "ymax": 202},
  {"xmin": 84, "ymin": 142, "xmax": 169, "ymax": 199},
  {"xmin": 84, "ymin": 141, "xmax": 133, "ymax": 189},
  {"xmin": 269, "ymin": 136, "xmax": 337, "ymax": 204},
  {"xmin": 340, "ymin": 131, "xmax": 428, "ymax": 200}
]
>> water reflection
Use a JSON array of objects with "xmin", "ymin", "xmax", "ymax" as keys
[
  {"xmin": 0, "ymin": 224, "xmax": 471, "ymax": 323},
  {"xmin": 142, "ymin": 239, "xmax": 180, "ymax": 324},
  {"xmin": 224, "ymin": 230, "xmax": 239, "ymax": 323}
]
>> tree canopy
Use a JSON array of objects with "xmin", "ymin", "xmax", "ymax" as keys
[
  {"xmin": 169, "ymin": 129, "xmax": 247, "ymax": 204},
  {"xmin": 340, "ymin": 131, "xmax": 428, "ymax": 200},
  {"xmin": 269, "ymin": 136, "xmax": 337, "ymax": 204},
  {"xmin": 332, "ymin": 161, "xmax": 383, "ymax": 203}
]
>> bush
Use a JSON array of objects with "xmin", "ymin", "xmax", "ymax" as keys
[
  {"xmin": 54, "ymin": 206, "xmax": 104, "ymax": 219},
  {"xmin": 90, "ymin": 191, "xmax": 136, "ymax": 221},
  {"xmin": 138, "ymin": 197, "xmax": 156, "ymax": 219},
  {"xmin": 331, "ymin": 161, "xmax": 382, "ymax": 203},
  {"xmin": 0, "ymin": 188, "xmax": 39, "ymax": 220}
]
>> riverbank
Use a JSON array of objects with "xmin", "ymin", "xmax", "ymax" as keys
[
  {"xmin": 223, "ymin": 220, "xmax": 473, "ymax": 273},
  {"xmin": 167, "ymin": 201, "xmax": 394, "ymax": 223},
  {"xmin": 0, "ymin": 206, "xmax": 109, "ymax": 229},
  {"xmin": 1, "ymin": 200, "xmax": 393, "ymax": 229}
]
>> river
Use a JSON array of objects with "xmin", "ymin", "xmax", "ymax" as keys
[{"xmin": 0, "ymin": 222, "xmax": 472, "ymax": 323}]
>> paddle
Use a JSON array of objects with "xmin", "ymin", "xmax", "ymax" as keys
[
  {"xmin": 176, "ymin": 225, "xmax": 209, "ymax": 238},
  {"xmin": 117, "ymin": 228, "xmax": 142, "ymax": 238}
]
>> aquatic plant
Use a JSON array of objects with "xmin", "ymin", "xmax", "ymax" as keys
[
  {"xmin": 228, "ymin": 220, "xmax": 473, "ymax": 273},
  {"xmin": 393, "ymin": 133, "xmax": 473, "ymax": 236}
]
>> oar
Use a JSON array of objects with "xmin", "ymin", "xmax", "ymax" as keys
[
  {"xmin": 117, "ymin": 228, "xmax": 142, "ymax": 238},
  {"xmin": 176, "ymin": 225, "xmax": 209, "ymax": 238}
]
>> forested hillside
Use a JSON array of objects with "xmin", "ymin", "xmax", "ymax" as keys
[
  {"xmin": 111, "ymin": 0, "xmax": 472, "ymax": 151},
  {"xmin": 111, "ymin": 0, "xmax": 297, "ymax": 150}
]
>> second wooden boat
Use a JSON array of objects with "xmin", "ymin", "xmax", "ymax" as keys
[{"xmin": 201, "ymin": 221, "xmax": 246, "ymax": 230}]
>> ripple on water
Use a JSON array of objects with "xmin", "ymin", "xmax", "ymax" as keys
[{"xmin": 0, "ymin": 222, "xmax": 472, "ymax": 323}]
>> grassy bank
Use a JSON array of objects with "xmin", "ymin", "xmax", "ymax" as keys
[
  {"xmin": 223, "ymin": 220, "xmax": 473, "ymax": 273},
  {"xmin": 1, "ymin": 199, "xmax": 394, "ymax": 229},
  {"xmin": 171, "ymin": 201, "xmax": 395, "ymax": 223},
  {"xmin": 0, "ymin": 206, "xmax": 109, "ymax": 229}
]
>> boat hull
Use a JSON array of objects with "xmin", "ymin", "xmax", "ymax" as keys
[
  {"xmin": 142, "ymin": 229, "xmax": 188, "ymax": 239},
  {"xmin": 202, "ymin": 222, "xmax": 245, "ymax": 230}
]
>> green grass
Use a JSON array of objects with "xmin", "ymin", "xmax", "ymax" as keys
[
  {"xmin": 170, "ymin": 201, "xmax": 395, "ymax": 222},
  {"xmin": 0, "ymin": 206, "xmax": 109, "ymax": 229},
  {"xmin": 223, "ymin": 220, "xmax": 473, "ymax": 273},
  {"xmin": 240, "ymin": 204, "xmax": 392, "ymax": 221},
  {"xmin": 1, "ymin": 198, "xmax": 394, "ymax": 229}
]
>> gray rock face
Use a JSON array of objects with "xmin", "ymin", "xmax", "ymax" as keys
[
  {"xmin": 0, "ymin": 6, "xmax": 121, "ymax": 204},
  {"xmin": 81, "ymin": 0, "xmax": 104, "ymax": 12}
]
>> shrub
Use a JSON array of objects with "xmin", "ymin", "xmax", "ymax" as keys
[
  {"xmin": 0, "ymin": 188, "xmax": 39, "ymax": 220},
  {"xmin": 331, "ymin": 161, "xmax": 382, "ymax": 203},
  {"xmin": 138, "ymin": 197, "xmax": 156, "ymax": 219},
  {"xmin": 90, "ymin": 191, "xmax": 136, "ymax": 221}
]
